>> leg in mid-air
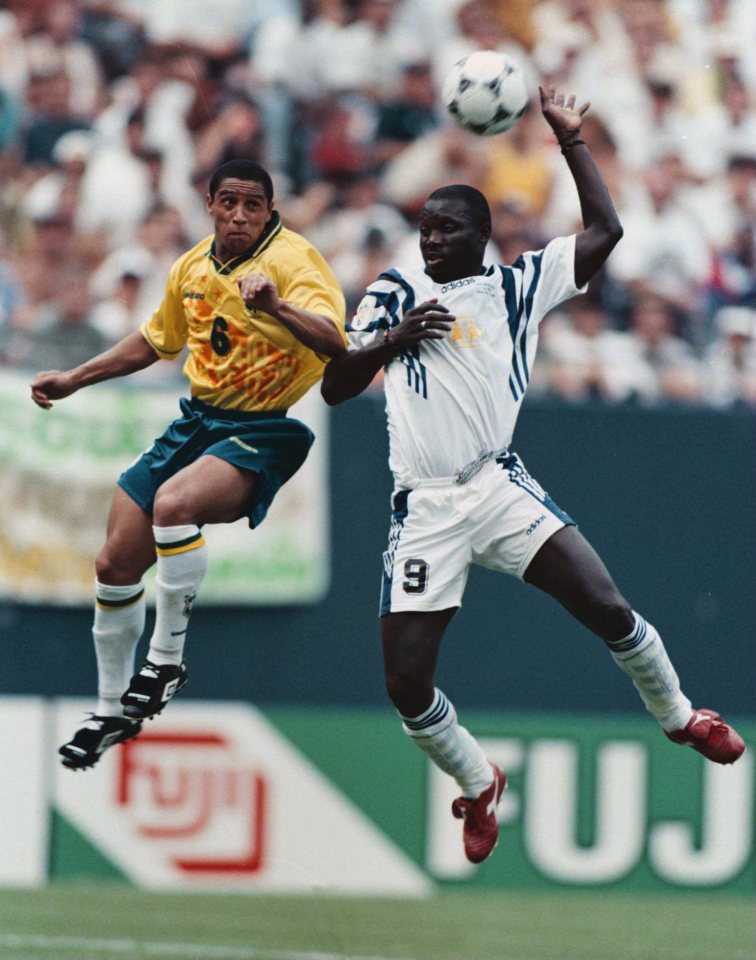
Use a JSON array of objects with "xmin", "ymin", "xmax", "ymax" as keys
[
  {"xmin": 59, "ymin": 454, "xmax": 258, "ymax": 770},
  {"xmin": 120, "ymin": 453, "xmax": 257, "ymax": 721},
  {"xmin": 523, "ymin": 525, "xmax": 744, "ymax": 764},
  {"xmin": 382, "ymin": 610, "xmax": 507, "ymax": 864},
  {"xmin": 59, "ymin": 487, "xmax": 157, "ymax": 770}
]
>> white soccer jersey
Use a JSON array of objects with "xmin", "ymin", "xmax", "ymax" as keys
[{"xmin": 348, "ymin": 234, "xmax": 585, "ymax": 488}]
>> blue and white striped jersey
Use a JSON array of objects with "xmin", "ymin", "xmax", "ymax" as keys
[{"xmin": 347, "ymin": 234, "xmax": 584, "ymax": 488}]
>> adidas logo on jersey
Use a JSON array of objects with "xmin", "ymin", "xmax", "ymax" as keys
[{"xmin": 441, "ymin": 277, "xmax": 477, "ymax": 293}]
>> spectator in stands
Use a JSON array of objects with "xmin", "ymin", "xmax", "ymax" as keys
[
  {"xmin": 607, "ymin": 156, "xmax": 710, "ymax": 321},
  {"xmin": 78, "ymin": 0, "xmax": 147, "ymax": 81},
  {"xmin": 24, "ymin": 0, "xmax": 104, "ymax": 120},
  {"xmin": 0, "ymin": 236, "xmax": 26, "ymax": 363},
  {"xmin": 89, "ymin": 264, "xmax": 147, "ymax": 344},
  {"xmin": 21, "ymin": 68, "xmax": 90, "ymax": 166},
  {"xmin": 13, "ymin": 266, "xmax": 107, "ymax": 371},
  {"xmin": 374, "ymin": 62, "xmax": 440, "ymax": 165},
  {"xmin": 194, "ymin": 96, "xmax": 266, "ymax": 174},
  {"xmin": 702, "ymin": 306, "xmax": 756, "ymax": 408},
  {"xmin": 21, "ymin": 128, "xmax": 93, "ymax": 225},
  {"xmin": 89, "ymin": 203, "xmax": 189, "ymax": 316},
  {"xmin": 434, "ymin": 0, "xmax": 535, "ymax": 91},
  {"xmin": 542, "ymin": 297, "xmax": 651, "ymax": 404},
  {"xmin": 482, "ymin": 105, "xmax": 554, "ymax": 218},
  {"xmin": 382, "ymin": 123, "xmax": 488, "ymax": 216},
  {"xmin": 76, "ymin": 107, "xmax": 165, "ymax": 246},
  {"xmin": 705, "ymin": 222, "xmax": 755, "ymax": 319},
  {"xmin": 627, "ymin": 294, "xmax": 702, "ymax": 405}
]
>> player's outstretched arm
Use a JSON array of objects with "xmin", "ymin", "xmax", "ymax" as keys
[
  {"xmin": 322, "ymin": 300, "xmax": 453, "ymax": 405},
  {"xmin": 30, "ymin": 330, "xmax": 160, "ymax": 409},
  {"xmin": 238, "ymin": 273, "xmax": 345, "ymax": 359},
  {"xmin": 539, "ymin": 86, "xmax": 623, "ymax": 289}
]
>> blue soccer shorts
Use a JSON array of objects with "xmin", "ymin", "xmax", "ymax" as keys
[{"xmin": 118, "ymin": 397, "xmax": 314, "ymax": 528}]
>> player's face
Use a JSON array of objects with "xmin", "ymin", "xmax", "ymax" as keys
[
  {"xmin": 419, "ymin": 200, "xmax": 489, "ymax": 282},
  {"xmin": 207, "ymin": 178, "xmax": 274, "ymax": 262}
]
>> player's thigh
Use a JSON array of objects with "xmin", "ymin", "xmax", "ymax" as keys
[
  {"xmin": 382, "ymin": 608, "xmax": 457, "ymax": 679},
  {"xmin": 97, "ymin": 486, "xmax": 156, "ymax": 585},
  {"xmin": 523, "ymin": 525, "xmax": 633, "ymax": 640},
  {"xmin": 380, "ymin": 487, "xmax": 471, "ymax": 617},
  {"xmin": 471, "ymin": 459, "xmax": 573, "ymax": 580},
  {"xmin": 153, "ymin": 454, "xmax": 257, "ymax": 526}
]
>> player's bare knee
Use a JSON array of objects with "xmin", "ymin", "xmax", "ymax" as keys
[
  {"xmin": 152, "ymin": 485, "xmax": 194, "ymax": 526},
  {"xmin": 592, "ymin": 594, "xmax": 634, "ymax": 642},
  {"xmin": 385, "ymin": 669, "xmax": 432, "ymax": 716},
  {"xmin": 95, "ymin": 548, "xmax": 143, "ymax": 586}
]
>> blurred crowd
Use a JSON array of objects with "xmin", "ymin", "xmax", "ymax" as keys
[{"xmin": 0, "ymin": 0, "xmax": 753, "ymax": 407}]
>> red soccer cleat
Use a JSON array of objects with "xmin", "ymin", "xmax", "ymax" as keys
[
  {"xmin": 451, "ymin": 764, "xmax": 507, "ymax": 864},
  {"xmin": 666, "ymin": 709, "xmax": 745, "ymax": 764}
]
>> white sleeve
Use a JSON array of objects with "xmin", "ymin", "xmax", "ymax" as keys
[
  {"xmin": 512, "ymin": 235, "xmax": 586, "ymax": 327},
  {"xmin": 346, "ymin": 271, "xmax": 409, "ymax": 351}
]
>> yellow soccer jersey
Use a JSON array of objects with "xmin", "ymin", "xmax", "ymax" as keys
[{"xmin": 140, "ymin": 213, "xmax": 346, "ymax": 411}]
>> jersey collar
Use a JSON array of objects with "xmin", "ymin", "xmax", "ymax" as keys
[
  {"xmin": 423, "ymin": 264, "xmax": 491, "ymax": 282},
  {"xmin": 207, "ymin": 211, "xmax": 282, "ymax": 275}
]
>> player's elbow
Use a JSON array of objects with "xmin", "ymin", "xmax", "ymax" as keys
[
  {"xmin": 607, "ymin": 220, "xmax": 623, "ymax": 246},
  {"xmin": 321, "ymin": 368, "xmax": 344, "ymax": 406}
]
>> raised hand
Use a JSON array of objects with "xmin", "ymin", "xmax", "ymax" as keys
[
  {"xmin": 386, "ymin": 299, "xmax": 455, "ymax": 351},
  {"xmin": 539, "ymin": 85, "xmax": 590, "ymax": 137}
]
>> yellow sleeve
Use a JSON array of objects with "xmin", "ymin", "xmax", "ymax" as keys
[
  {"xmin": 139, "ymin": 258, "xmax": 188, "ymax": 360},
  {"xmin": 277, "ymin": 248, "xmax": 347, "ymax": 345}
]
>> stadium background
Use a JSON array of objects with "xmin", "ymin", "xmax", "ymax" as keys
[{"xmin": 0, "ymin": 1, "xmax": 753, "ymax": 958}]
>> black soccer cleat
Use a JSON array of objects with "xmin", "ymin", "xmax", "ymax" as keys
[
  {"xmin": 121, "ymin": 659, "xmax": 188, "ymax": 719},
  {"xmin": 59, "ymin": 714, "xmax": 142, "ymax": 770}
]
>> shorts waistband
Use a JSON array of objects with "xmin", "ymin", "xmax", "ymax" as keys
[
  {"xmin": 187, "ymin": 397, "xmax": 289, "ymax": 422},
  {"xmin": 407, "ymin": 448, "xmax": 512, "ymax": 488}
]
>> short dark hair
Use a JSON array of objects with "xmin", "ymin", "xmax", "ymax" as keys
[
  {"xmin": 426, "ymin": 184, "xmax": 491, "ymax": 227},
  {"xmin": 208, "ymin": 160, "xmax": 274, "ymax": 202}
]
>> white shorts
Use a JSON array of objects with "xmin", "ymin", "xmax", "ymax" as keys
[{"xmin": 380, "ymin": 452, "xmax": 574, "ymax": 615}]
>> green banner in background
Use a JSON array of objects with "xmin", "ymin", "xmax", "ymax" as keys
[
  {"xmin": 0, "ymin": 372, "xmax": 330, "ymax": 605},
  {"xmin": 267, "ymin": 708, "xmax": 754, "ymax": 894}
]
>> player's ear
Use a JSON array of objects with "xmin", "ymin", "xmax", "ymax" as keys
[
  {"xmin": 479, "ymin": 221, "xmax": 492, "ymax": 244},
  {"xmin": 205, "ymin": 193, "xmax": 213, "ymax": 215}
]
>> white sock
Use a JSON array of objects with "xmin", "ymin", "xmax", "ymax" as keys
[
  {"xmin": 402, "ymin": 688, "xmax": 493, "ymax": 798},
  {"xmin": 147, "ymin": 525, "xmax": 209, "ymax": 666},
  {"xmin": 93, "ymin": 580, "xmax": 146, "ymax": 716},
  {"xmin": 606, "ymin": 612, "xmax": 693, "ymax": 732}
]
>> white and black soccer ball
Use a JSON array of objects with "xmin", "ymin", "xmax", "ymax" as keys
[{"xmin": 442, "ymin": 51, "xmax": 528, "ymax": 136}]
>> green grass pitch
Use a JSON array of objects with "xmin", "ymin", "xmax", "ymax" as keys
[{"xmin": 0, "ymin": 885, "xmax": 752, "ymax": 960}]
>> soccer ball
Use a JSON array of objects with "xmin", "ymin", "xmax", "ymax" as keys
[{"xmin": 442, "ymin": 51, "xmax": 528, "ymax": 136}]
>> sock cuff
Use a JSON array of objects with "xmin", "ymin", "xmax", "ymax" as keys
[
  {"xmin": 153, "ymin": 524, "xmax": 205, "ymax": 556},
  {"xmin": 95, "ymin": 579, "xmax": 145, "ymax": 608},
  {"xmin": 605, "ymin": 611, "xmax": 654, "ymax": 658},
  {"xmin": 401, "ymin": 688, "xmax": 456, "ymax": 738}
]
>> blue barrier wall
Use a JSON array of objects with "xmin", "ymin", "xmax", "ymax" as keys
[{"xmin": 1, "ymin": 397, "xmax": 753, "ymax": 715}]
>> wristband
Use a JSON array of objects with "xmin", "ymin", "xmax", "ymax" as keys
[{"xmin": 560, "ymin": 138, "xmax": 585, "ymax": 154}]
